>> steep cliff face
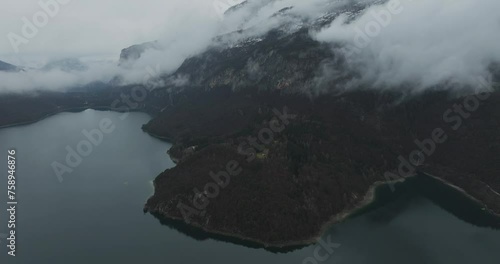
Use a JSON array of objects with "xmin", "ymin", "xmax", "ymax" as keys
[{"xmin": 118, "ymin": 41, "xmax": 161, "ymax": 66}]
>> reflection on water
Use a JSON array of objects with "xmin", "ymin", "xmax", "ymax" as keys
[
  {"xmin": 351, "ymin": 175, "xmax": 500, "ymax": 229},
  {"xmin": 0, "ymin": 110, "xmax": 498, "ymax": 264}
]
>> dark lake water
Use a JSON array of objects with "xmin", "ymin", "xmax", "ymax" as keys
[{"xmin": 0, "ymin": 110, "xmax": 499, "ymax": 264}]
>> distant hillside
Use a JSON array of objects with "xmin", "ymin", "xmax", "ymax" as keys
[
  {"xmin": 118, "ymin": 41, "xmax": 161, "ymax": 66},
  {"xmin": 0, "ymin": 60, "xmax": 20, "ymax": 72},
  {"xmin": 41, "ymin": 58, "xmax": 88, "ymax": 72}
]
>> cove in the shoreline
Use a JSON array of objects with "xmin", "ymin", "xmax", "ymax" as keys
[{"xmin": 350, "ymin": 174, "xmax": 500, "ymax": 229}]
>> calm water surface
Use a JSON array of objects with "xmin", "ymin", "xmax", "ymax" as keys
[{"xmin": 0, "ymin": 110, "xmax": 499, "ymax": 264}]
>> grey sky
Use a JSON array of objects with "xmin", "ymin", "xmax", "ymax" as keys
[{"xmin": 0, "ymin": 0, "xmax": 239, "ymax": 66}]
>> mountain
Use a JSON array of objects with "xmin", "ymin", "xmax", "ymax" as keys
[
  {"xmin": 141, "ymin": 0, "xmax": 500, "ymax": 247},
  {"xmin": 118, "ymin": 41, "xmax": 162, "ymax": 66},
  {"xmin": 0, "ymin": 60, "xmax": 20, "ymax": 72},
  {"xmin": 164, "ymin": 0, "xmax": 384, "ymax": 94},
  {"xmin": 0, "ymin": 0, "xmax": 499, "ymax": 249}
]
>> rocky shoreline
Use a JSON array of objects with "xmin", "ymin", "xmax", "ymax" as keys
[
  {"xmin": 143, "ymin": 177, "xmax": 401, "ymax": 248},
  {"xmin": 144, "ymin": 172, "xmax": 500, "ymax": 249}
]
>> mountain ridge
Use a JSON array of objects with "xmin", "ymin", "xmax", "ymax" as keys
[{"xmin": 0, "ymin": 60, "xmax": 20, "ymax": 72}]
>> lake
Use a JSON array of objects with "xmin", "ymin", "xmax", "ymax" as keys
[{"xmin": 0, "ymin": 110, "xmax": 499, "ymax": 264}]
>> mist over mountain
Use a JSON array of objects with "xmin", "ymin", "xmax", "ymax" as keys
[
  {"xmin": 1, "ymin": 0, "xmax": 499, "ymax": 94},
  {"xmin": 0, "ymin": 60, "xmax": 20, "ymax": 72},
  {"xmin": 119, "ymin": 41, "xmax": 162, "ymax": 67},
  {"xmin": 41, "ymin": 58, "xmax": 89, "ymax": 72},
  {"xmin": 314, "ymin": 0, "xmax": 500, "ymax": 91}
]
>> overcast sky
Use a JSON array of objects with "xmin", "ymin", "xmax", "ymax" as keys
[{"xmin": 0, "ymin": 0, "xmax": 241, "ymax": 66}]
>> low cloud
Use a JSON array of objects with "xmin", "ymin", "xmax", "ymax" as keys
[
  {"xmin": 1, "ymin": 0, "xmax": 338, "ymax": 93},
  {"xmin": 0, "ymin": 61, "xmax": 116, "ymax": 93},
  {"xmin": 313, "ymin": 0, "xmax": 500, "ymax": 91},
  {"xmin": 0, "ymin": 0, "xmax": 237, "ymax": 93},
  {"xmin": 1, "ymin": 0, "xmax": 498, "ymax": 94}
]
